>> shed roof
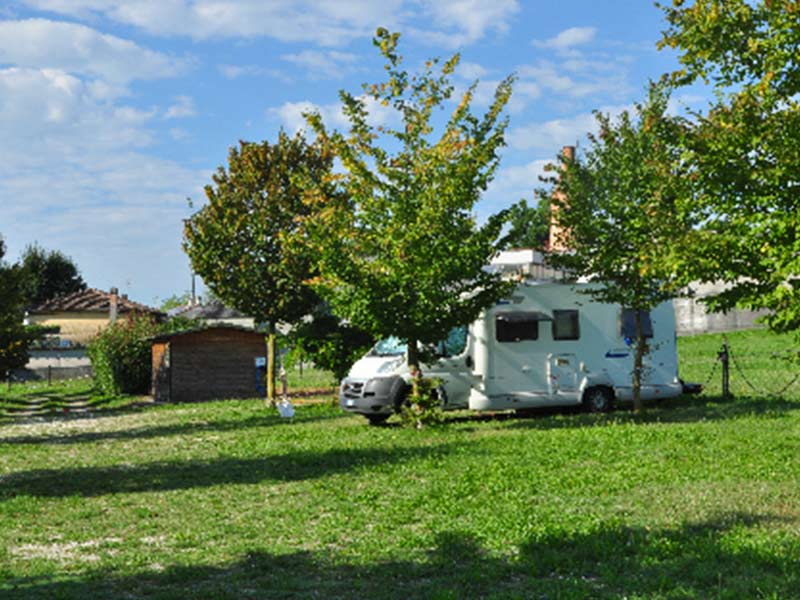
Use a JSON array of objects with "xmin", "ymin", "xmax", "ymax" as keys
[
  {"xmin": 29, "ymin": 288, "xmax": 162, "ymax": 315},
  {"xmin": 150, "ymin": 324, "xmax": 265, "ymax": 343}
]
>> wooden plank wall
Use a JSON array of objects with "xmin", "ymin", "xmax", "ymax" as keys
[{"xmin": 169, "ymin": 330, "xmax": 266, "ymax": 402}]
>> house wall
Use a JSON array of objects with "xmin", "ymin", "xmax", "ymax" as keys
[
  {"xmin": 673, "ymin": 282, "xmax": 767, "ymax": 336},
  {"xmin": 27, "ymin": 312, "xmax": 110, "ymax": 345},
  {"xmin": 169, "ymin": 330, "xmax": 266, "ymax": 402}
]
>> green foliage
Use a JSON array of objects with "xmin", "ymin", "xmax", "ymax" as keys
[
  {"xmin": 0, "ymin": 237, "xmax": 39, "ymax": 377},
  {"xmin": 19, "ymin": 242, "xmax": 86, "ymax": 307},
  {"xmin": 398, "ymin": 376, "xmax": 445, "ymax": 428},
  {"xmin": 184, "ymin": 133, "xmax": 333, "ymax": 327},
  {"xmin": 505, "ymin": 198, "xmax": 551, "ymax": 250},
  {"xmin": 307, "ymin": 29, "xmax": 516, "ymax": 373},
  {"xmin": 158, "ymin": 292, "xmax": 192, "ymax": 312},
  {"xmin": 87, "ymin": 314, "xmax": 200, "ymax": 396},
  {"xmin": 285, "ymin": 307, "xmax": 374, "ymax": 383},
  {"xmin": 87, "ymin": 313, "xmax": 162, "ymax": 395},
  {"xmin": 545, "ymin": 84, "xmax": 695, "ymax": 410},
  {"xmin": 659, "ymin": 0, "xmax": 800, "ymax": 334},
  {"xmin": 184, "ymin": 132, "xmax": 336, "ymax": 402}
]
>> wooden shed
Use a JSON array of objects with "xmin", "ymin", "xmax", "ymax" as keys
[{"xmin": 151, "ymin": 326, "xmax": 266, "ymax": 403}]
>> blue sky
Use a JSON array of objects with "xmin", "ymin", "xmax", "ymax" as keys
[{"xmin": 0, "ymin": 1, "xmax": 704, "ymax": 306}]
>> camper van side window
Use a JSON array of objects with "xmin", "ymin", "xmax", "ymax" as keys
[
  {"xmin": 552, "ymin": 310, "xmax": 580, "ymax": 340},
  {"xmin": 496, "ymin": 313, "xmax": 539, "ymax": 342},
  {"xmin": 620, "ymin": 309, "xmax": 654, "ymax": 339}
]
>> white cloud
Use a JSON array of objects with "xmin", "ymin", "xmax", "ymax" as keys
[
  {"xmin": 164, "ymin": 95, "xmax": 196, "ymax": 119},
  {"xmin": 0, "ymin": 19, "xmax": 184, "ymax": 83},
  {"xmin": 217, "ymin": 64, "xmax": 291, "ymax": 83},
  {"xmin": 410, "ymin": 0, "xmax": 518, "ymax": 47},
  {"xmin": 506, "ymin": 104, "xmax": 633, "ymax": 151},
  {"xmin": 532, "ymin": 26, "xmax": 597, "ymax": 52},
  {"xmin": 456, "ymin": 61, "xmax": 489, "ymax": 80},
  {"xmin": 20, "ymin": 0, "xmax": 515, "ymax": 48},
  {"xmin": 517, "ymin": 60, "xmax": 631, "ymax": 100},
  {"xmin": 457, "ymin": 78, "xmax": 540, "ymax": 114},
  {"xmin": 281, "ymin": 50, "xmax": 360, "ymax": 80},
  {"xmin": 20, "ymin": 0, "xmax": 403, "ymax": 45},
  {"xmin": 0, "ymin": 65, "xmax": 208, "ymax": 301},
  {"xmin": 269, "ymin": 95, "xmax": 399, "ymax": 134}
]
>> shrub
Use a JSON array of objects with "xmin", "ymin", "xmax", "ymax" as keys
[
  {"xmin": 399, "ymin": 376, "xmax": 445, "ymax": 429},
  {"xmin": 87, "ymin": 313, "xmax": 161, "ymax": 395}
]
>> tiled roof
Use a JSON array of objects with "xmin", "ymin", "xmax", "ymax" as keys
[{"xmin": 29, "ymin": 288, "xmax": 161, "ymax": 315}]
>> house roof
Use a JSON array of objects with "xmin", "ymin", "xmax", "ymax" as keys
[
  {"xmin": 150, "ymin": 324, "xmax": 264, "ymax": 343},
  {"xmin": 29, "ymin": 288, "xmax": 161, "ymax": 315},
  {"xmin": 170, "ymin": 301, "xmax": 250, "ymax": 321}
]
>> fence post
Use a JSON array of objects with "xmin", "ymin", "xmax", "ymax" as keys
[{"xmin": 718, "ymin": 337, "xmax": 731, "ymax": 399}]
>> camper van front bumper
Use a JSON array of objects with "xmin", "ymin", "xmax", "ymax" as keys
[{"xmin": 339, "ymin": 376, "xmax": 400, "ymax": 415}]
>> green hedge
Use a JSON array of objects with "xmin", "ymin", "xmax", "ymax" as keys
[{"xmin": 88, "ymin": 314, "xmax": 198, "ymax": 395}]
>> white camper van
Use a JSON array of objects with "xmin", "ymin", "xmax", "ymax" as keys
[{"xmin": 339, "ymin": 281, "xmax": 686, "ymax": 423}]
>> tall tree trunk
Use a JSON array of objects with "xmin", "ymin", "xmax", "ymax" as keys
[
  {"xmin": 267, "ymin": 322, "xmax": 277, "ymax": 407},
  {"xmin": 632, "ymin": 310, "xmax": 644, "ymax": 414}
]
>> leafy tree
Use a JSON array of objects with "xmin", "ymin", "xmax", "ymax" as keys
[
  {"xmin": 159, "ymin": 292, "xmax": 192, "ymax": 312},
  {"xmin": 0, "ymin": 238, "xmax": 38, "ymax": 378},
  {"xmin": 183, "ymin": 132, "xmax": 334, "ymax": 404},
  {"xmin": 306, "ymin": 29, "xmax": 516, "ymax": 392},
  {"xmin": 19, "ymin": 243, "xmax": 86, "ymax": 307},
  {"xmin": 659, "ymin": 0, "xmax": 800, "ymax": 333},
  {"xmin": 505, "ymin": 198, "xmax": 551, "ymax": 250},
  {"xmin": 545, "ymin": 85, "xmax": 694, "ymax": 412},
  {"xmin": 285, "ymin": 306, "xmax": 375, "ymax": 383}
]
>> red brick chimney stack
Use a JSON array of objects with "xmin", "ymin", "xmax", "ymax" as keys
[{"xmin": 548, "ymin": 145, "xmax": 575, "ymax": 253}]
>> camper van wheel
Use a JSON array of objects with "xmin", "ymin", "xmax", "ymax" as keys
[
  {"xmin": 583, "ymin": 387, "xmax": 613, "ymax": 413},
  {"xmin": 365, "ymin": 414, "xmax": 390, "ymax": 425},
  {"xmin": 389, "ymin": 379, "xmax": 410, "ymax": 413}
]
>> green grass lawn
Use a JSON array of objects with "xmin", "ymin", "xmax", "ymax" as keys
[{"xmin": 0, "ymin": 331, "xmax": 799, "ymax": 599}]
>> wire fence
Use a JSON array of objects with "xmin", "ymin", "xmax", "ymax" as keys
[{"xmin": 678, "ymin": 337, "xmax": 800, "ymax": 399}]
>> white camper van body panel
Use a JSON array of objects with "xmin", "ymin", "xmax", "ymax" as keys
[{"xmin": 339, "ymin": 281, "xmax": 682, "ymax": 417}]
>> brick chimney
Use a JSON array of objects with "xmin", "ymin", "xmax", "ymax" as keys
[
  {"xmin": 109, "ymin": 287, "xmax": 119, "ymax": 323},
  {"xmin": 548, "ymin": 145, "xmax": 575, "ymax": 253}
]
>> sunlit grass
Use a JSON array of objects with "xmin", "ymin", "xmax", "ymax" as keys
[{"xmin": 0, "ymin": 330, "xmax": 798, "ymax": 598}]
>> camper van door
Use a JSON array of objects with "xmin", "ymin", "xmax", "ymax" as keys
[{"xmin": 489, "ymin": 309, "xmax": 553, "ymax": 405}]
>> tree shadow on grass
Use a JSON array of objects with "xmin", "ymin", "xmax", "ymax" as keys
[
  {"xmin": 0, "ymin": 409, "xmax": 345, "ymax": 446},
  {"xmin": 4, "ymin": 513, "xmax": 797, "ymax": 599},
  {"xmin": 0, "ymin": 442, "xmax": 460, "ymax": 500}
]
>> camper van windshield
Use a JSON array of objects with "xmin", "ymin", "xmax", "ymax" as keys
[
  {"xmin": 370, "ymin": 337, "xmax": 407, "ymax": 356},
  {"xmin": 370, "ymin": 325, "xmax": 468, "ymax": 358}
]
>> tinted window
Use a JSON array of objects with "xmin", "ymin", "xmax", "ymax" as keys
[
  {"xmin": 496, "ymin": 313, "xmax": 540, "ymax": 342},
  {"xmin": 620, "ymin": 309, "xmax": 653, "ymax": 339},
  {"xmin": 552, "ymin": 310, "xmax": 580, "ymax": 340},
  {"xmin": 441, "ymin": 325, "xmax": 468, "ymax": 357}
]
